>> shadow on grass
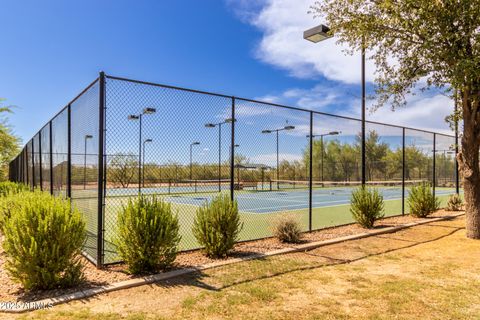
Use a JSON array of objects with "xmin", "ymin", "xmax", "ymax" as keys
[
  {"xmin": 145, "ymin": 219, "xmax": 464, "ymax": 294},
  {"xmin": 12, "ymin": 216, "xmax": 465, "ymax": 303}
]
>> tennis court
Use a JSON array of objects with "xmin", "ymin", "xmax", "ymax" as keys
[
  {"xmin": 164, "ymin": 185, "xmax": 454, "ymax": 214},
  {"xmin": 105, "ymin": 180, "xmax": 457, "ymax": 215},
  {"xmin": 98, "ymin": 181, "xmax": 457, "ymax": 262}
]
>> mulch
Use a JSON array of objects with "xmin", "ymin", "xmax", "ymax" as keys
[{"xmin": 0, "ymin": 209, "xmax": 460, "ymax": 302}]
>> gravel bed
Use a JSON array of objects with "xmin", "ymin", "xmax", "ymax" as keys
[{"xmin": 0, "ymin": 209, "xmax": 460, "ymax": 302}]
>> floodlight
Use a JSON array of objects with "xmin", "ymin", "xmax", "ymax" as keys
[
  {"xmin": 303, "ymin": 24, "xmax": 332, "ymax": 43},
  {"xmin": 143, "ymin": 107, "xmax": 156, "ymax": 114}
]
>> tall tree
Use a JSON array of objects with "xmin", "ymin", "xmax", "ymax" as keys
[
  {"xmin": 0, "ymin": 99, "xmax": 20, "ymax": 181},
  {"xmin": 355, "ymin": 131, "xmax": 388, "ymax": 181},
  {"xmin": 311, "ymin": 0, "xmax": 480, "ymax": 238},
  {"xmin": 108, "ymin": 153, "xmax": 138, "ymax": 188}
]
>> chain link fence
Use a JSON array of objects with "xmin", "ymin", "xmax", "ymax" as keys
[{"xmin": 8, "ymin": 73, "xmax": 459, "ymax": 267}]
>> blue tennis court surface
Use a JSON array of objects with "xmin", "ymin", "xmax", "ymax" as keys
[{"xmin": 160, "ymin": 187, "xmax": 456, "ymax": 214}]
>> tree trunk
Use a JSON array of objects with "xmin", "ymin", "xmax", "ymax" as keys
[
  {"xmin": 461, "ymin": 141, "xmax": 480, "ymax": 238},
  {"xmin": 459, "ymin": 92, "xmax": 480, "ymax": 239}
]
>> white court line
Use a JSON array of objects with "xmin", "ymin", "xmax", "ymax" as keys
[
  {"xmin": 241, "ymin": 199, "xmax": 354, "ymax": 212},
  {"xmin": 240, "ymin": 197, "xmax": 408, "ymax": 214},
  {"xmin": 237, "ymin": 196, "xmax": 311, "ymax": 203},
  {"xmin": 162, "ymin": 191, "xmax": 455, "ymax": 214}
]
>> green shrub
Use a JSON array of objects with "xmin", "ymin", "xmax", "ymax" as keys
[
  {"xmin": 0, "ymin": 194, "xmax": 22, "ymax": 228},
  {"xmin": 0, "ymin": 181, "xmax": 29, "ymax": 197},
  {"xmin": 273, "ymin": 215, "xmax": 302, "ymax": 243},
  {"xmin": 0, "ymin": 182, "xmax": 30, "ymax": 228},
  {"xmin": 193, "ymin": 194, "xmax": 243, "ymax": 258},
  {"xmin": 446, "ymin": 194, "xmax": 463, "ymax": 211},
  {"xmin": 1, "ymin": 190, "xmax": 86, "ymax": 290},
  {"xmin": 350, "ymin": 186, "xmax": 385, "ymax": 228},
  {"xmin": 407, "ymin": 182, "xmax": 440, "ymax": 218},
  {"xmin": 115, "ymin": 195, "xmax": 181, "ymax": 274}
]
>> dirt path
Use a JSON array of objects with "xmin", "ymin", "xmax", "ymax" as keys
[{"xmin": 6, "ymin": 215, "xmax": 480, "ymax": 319}]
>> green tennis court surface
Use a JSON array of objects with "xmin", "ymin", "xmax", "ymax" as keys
[{"xmin": 72, "ymin": 183, "xmax": 457, "ymax": 263}]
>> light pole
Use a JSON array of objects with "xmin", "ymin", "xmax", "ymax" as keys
[
  {"xmin": 307, "ymin": 131, "xmax": 340, "ymax": 183},
  {"xmin": 190, "ymin": 141, "xmax": 200, "ymax": 181},
  {"xmin": 205, "ymin": 118, "xmax": 235, "ymax": 191},
  {"xmin": 142, "ymin": 138, "xmax": 152, "ymax": 187},
  {"xmin": 128, "ymin": 107, "xmax": 156, "ymax": 193},
  {"xmin": 83, "ymin": 134, "xmax": 93, "ymax": 190},
  {"xmin": 262, "ymin": 125, "xmax": 295, "ymax": 188},
  {"xmin": 304, "ymin": 24, "xmax": 366, "ymax": 186}
]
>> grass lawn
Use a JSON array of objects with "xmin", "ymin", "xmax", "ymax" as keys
[{"xmin": 7, "ymin": 215, "xmax": 480, "ymax": 320}]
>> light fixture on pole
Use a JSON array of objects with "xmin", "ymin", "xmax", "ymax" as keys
[
  {"xmin": 128, "ymin": 107, "xmax": 157, "ymax": 193},
  {"xmin": 304, "ymin": 23, "xmax": 366, "ymax": 186},
  {"xmin": 262, "ymin": 125, "xmax": 296, "ymax": 188}
]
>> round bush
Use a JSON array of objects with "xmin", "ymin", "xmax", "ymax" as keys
[
  {"xmin": 407, "ymin": 182, "xmax": 439, "ymax": 217},
  {"xmin": 273, "ymin": 215, "xmax": 302, "ymax": 243},
  {"xmin": 1, "ymin": 190, "xmax": 86, "ymax": 290},
  {"xmin": 193, "ymin": 194, "xmax": 243, "ymax": 258},
  {"xmin": 446, "ymin": 194, "xmax": 463, "ymax": 211},
  {"xmin": 350, "ymin": 186, "xmax": 385, "ymax": 229},
  {"xmin": 115, "ymin": 195, "xmax": 181, "ymax": 274}
]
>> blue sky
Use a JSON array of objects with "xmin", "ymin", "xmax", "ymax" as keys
[
  {"xmin": 1, "ymin": 0, "xmax": 455, "ymax": 165},
  {"xmin": 0, "ymin": 0, "xmax": 309, "ymax": 142}
]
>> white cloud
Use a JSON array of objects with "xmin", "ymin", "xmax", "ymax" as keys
[
  {"xmin": 255, "ymin": 83, "xmax": 347, "ymax": 111},
  {"xmin": 227, "ymin": 0, "xmax": 456, "ymax": 135},
  {"xmin": 217, "ymin": 104, "xmax": 272, "ymax": 121},
  {"xmin": 254, "ymin": 85, "xmax": 455, "ymax": 134},
  {"xmin": 367, "ymin": 94, "xmax": 454, "ymax": 134},
  {"xmin": 251, "ymin": 152, "xmax": 303, "ymax": 166},
  {"xmin": 229, "ymin": 0, "xmax": 376, "ymax": 83}
]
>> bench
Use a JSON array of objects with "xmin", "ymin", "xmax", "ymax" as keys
[{"xmin": 234, "ymin": 181, "xmax": 258, "ymax": 190}]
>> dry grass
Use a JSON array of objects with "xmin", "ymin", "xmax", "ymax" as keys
[{"xmin": 4, "ymin": 215, "xmax": 480, "ymax": 320}]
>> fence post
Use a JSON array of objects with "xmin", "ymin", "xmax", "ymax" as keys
[
  {"xmin": 402, "ymin": 128, "xmax": 405, "ymax": 215},
  {"xmin": 361, "ymin": 72, "xmax": 366, "ymax": 186},
  {"xmin": 49, "ymin": 122, "xmax": 53, "ymax": 195},
  {"xmin": 67, "ymin": 104, "xmax": 72, "ymax": 199},
  {"xmin": 26, "ymin": 143, "xmax": 30, "ymax": 189},
  {"xmin": 97, "ymin": 71, "xmax": 106, "ymax": 268},
  {"xmin": 308, "ymin": 111, "xmax": 313, "ymax": 231},
  {"xmin": 454, "ymin": 97, "xmax": 460, "ymax": 194},
  {"xmin": 39, "ymin": 131, "xmax": 43, "ymax": 191},
  {"xmin": 32, "ymin": 139, "xmax": 36, "ymax": 189},
  {"xmin": 433, "ymin": 133, "xmax": 436, "ymax": 197},
  {"xmin": 230, "ymin": 97, "xmax": 235, "ymax": 202}
]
